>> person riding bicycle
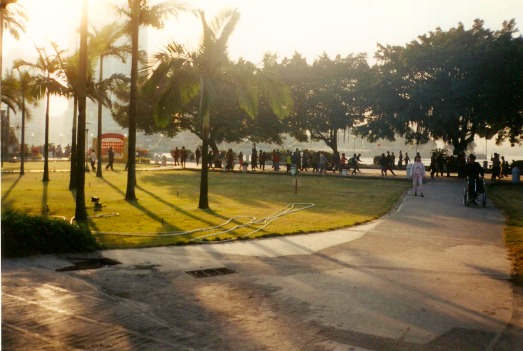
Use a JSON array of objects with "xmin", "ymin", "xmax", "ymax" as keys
[{"xmin": 463, "ymin": 154, "xmax": 484, "ymax": 203}]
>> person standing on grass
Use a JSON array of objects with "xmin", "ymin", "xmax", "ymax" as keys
[
  {"xmin": 260, "ymin": 151, "xmax": 266, "ymax": 170},
  {"xmin": 319, "ymin": 151, "xmax": 328, "ymax": 175},
  {"xmin": 251, "ymin": 146, "xmax": 258, "ymax": 170},
  {"xmin": 312, "ymin": 151, "xmax": 319, "ymax": 172},
  {"xmin": 105, "ymin": 146, "xmax": 114, "ymax": 171},
  {"xmin": 411, "ymin": 155, "xmax": 426, "ymax": 197},
  {"xmin": 404, "ymin": 152, "xmax": 410, "ymax": 169},
  {"xmin": 351, "ymin": 153, "xmax": 359, "ymax": 174},
  {"xmin": 273, "ymin": 150, "xmax": 281, "ymax": 171},
  {"xmin": 173, "ymin": 147, "xmax": 179, "ymax": 166},
  {"xmin": 386, "ymin": 151, "xmax": 396, "ymax": 175},
  {"xmin": 90, "ymin": 148, "xmax": 97, "ymax": 172},
  {"xmin": 379, "ymin": 153, "xmax": 388, "ymax": 176},
  {"xmin": 302, "ymin": 149, "xmax": 310, "ymax": 171},
  {"xmin": 238, "ymin": 151, "xmax": 244, "ymax": 169},
  {"xmin": 286, "ymin": 150, "xmax": 292, "ymax": 173},
  {"xmin": 195, "ymin": 147, "xmax": 201, "ymax": 166},
  {"xmin": 340, "ymin": 153, "xmax": 348, "ymax": 172},
  {"xmin": 180, "ymin": 146, "xmax": 187, "ymax": 169}
]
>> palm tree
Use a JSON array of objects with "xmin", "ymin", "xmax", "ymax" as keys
[
  {"xmin": 12, "ymin": 68, "xmax": 37, "ymax": 175},
  {"xmin": 146, "ymin": 9, "xmax": 292, "ymax": 208},
  {"xmin": 113, "ymin": 0, "xmax": 187, "ymax": 201},
  {"xmin": 1, "ymin": 69, "xmax": 20, "ymax": 166},
  {"xmin": 58, "ymin": 47, "xmax": 120, "ymax": 189},
  {"xmin": 14, "ymin": 44, "xmax": 68, "ymax": 182},
  {"xmin": 1, "ymin": 1, "xmax": 26, "ymax": 94},
  {"xmin": 90, "ymin": 22, "xmax": 130, "ymax": 177},
  {"xmin": 75, "ymin": 0, "xmax": 89, "ymax": 222},
  {"xmin": 1, "ymin": 0, "xmax": 25, "ymax": 166}
]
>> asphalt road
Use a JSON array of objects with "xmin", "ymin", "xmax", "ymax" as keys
[{"xmin": 2, "ymin": 177, "xmax": 522, "ymax": 350}]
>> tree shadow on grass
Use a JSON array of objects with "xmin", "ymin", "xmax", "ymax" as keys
[
  {"xmin": 1, "ymin": 175, "xmax": 22, "ymax": 204},
  {"xmin": 99, "ymin": 176, "xmax": 227, "ymax": 233},
  {"xmin": 135, "ymin": 183, "xmax": 229, "ymax": 228}
]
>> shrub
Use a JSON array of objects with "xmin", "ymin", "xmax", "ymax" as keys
[{"xmin": 1, "ymin": 211, "xmax": 99, "ymax": 257}]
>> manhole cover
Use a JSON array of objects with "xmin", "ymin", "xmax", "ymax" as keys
[
  {"xmin": 186, "ymin": 267, "xmax": 237, "ymax": 278},
  {"xmin": 56, "ymin": 257, "xmax": 121, "ymax": 271}
]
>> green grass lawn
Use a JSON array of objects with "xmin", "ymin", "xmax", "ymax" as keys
[
  {"xmin": 488, "ymin": 182, "xmax": 523, "ymax": 283},
  {"xmin": 1, "ymin": 169, "xmax": 410, "ymax": 249}
]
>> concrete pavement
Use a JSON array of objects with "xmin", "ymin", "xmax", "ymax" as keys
[{"xmin": 2, "ymin": 177, "xmax": 522, "ymax": 350}]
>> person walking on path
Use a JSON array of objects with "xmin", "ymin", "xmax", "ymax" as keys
[
  {"xmin": 398, "ymin": 151, "xmax": 403, "ymax": 170},
  {"xmin": 491, "ymin": 153, "xmax": 501, "ymax": 180},
  {"xmin": 430, "ymin": 152, "xmax": 438, "ymax": 178},
  {"xmin": 411, "ymin": 154, "xmax": 426, "ymax": 197},
  {"xmin": 105, "ymin": 146, "xmax": 114, "ymax": 171}
]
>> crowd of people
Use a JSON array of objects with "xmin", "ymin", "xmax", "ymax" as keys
[
  {"xmin": 206, "ymin": 147, "xmax": 371, "ymax": 175},
  {"xmin": 79, "ymin": 143, "xmax": 518, "ymax": 183}
]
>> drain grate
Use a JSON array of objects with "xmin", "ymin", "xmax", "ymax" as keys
[
  {"xmin": 56, "ymin": 257, "xmax": 121, "ymax": 272},
  {"xmin": 186, "ymin": 267, "xmax": 237, "ymax": 278}
]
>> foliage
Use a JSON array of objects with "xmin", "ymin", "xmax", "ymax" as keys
[
  {"xmin": 357, "ymin": 20, "xmax": 523, "ymax": 153},
  {"xmin": 13, "ymin": 43, "xmax": 69, "ymax": 182},
  {"xmin": 144, "ymin": 9, "xmax": 292, "ymax": 208},
  {"xmin": 277, "ymin": 52, "xmax": 371, "ymax": 154},
  {"xmin": 0, "ymin": 1, "xmax": 27, "ymax": 40},
  {"xmin": 1, "ymin": 210, "xmax": 99, "ymax": 257},
  {"xmin": 113, "ymin": 0, "xmax": 188, "ymax": 201}
]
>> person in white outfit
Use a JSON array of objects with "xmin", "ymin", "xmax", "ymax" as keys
[{"xmin": 411, "ymin": 155, "xmax": 426, "ymax": 197}]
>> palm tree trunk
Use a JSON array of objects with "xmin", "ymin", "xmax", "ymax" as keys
[
  {"xmin": 96, "ymin": 56, "xmax": 104, "ymax": 177},
  {"xmin": 69, "ymin": 98, "xmax": 77, "ymax": 190},
  {"xmin": 199, "ymin": 134, "xmax": 209, "ymax": 209},
  {"xmin": 42, "ymin": 90, "xmax": 50, "ymax": 182},
  {"xmin": 74, "ymin": 0, "xmax": 88, "ymax": 222},
  {"xmin": 125, "ymin": 0, "xmax": 139, "ymax": 201},
  {"xmin": 20, "ymin": 95, "xmax": 25, "ymax": 175},
  {"xmin": 198, "ymin": 77, "xmax": 209, "ymax": 209}
]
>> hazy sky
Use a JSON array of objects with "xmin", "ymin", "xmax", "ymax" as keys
[
  {"xmin": 5, "ymin": 0, "xmax": 523, "ymax": 64},
  {"xmin": 4, "ymin": 0, "xmax": 523, "ymax": 153}
]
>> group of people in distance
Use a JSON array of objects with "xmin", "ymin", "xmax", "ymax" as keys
[
  {"xmin": 410, "ymin": 151, "xmax": 503, "ymax": 201},
  {"xmin": 170, "ymin": 146, "xmax": 189, "ymax": 168},
  {"xmin": 222, "ymin": 147, "xmax": 366, "ymax": 175}
]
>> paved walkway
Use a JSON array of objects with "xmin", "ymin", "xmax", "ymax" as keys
[{"xmin": 2, "ymin": 178, "xmax": 522, "ymax": 350}]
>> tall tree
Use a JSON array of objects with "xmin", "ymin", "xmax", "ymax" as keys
[
  {"xmin": 280, "ymin": 53, "xmax": 370, "ymax": 154},
  {"xmin": 145, "ymin": 9, "xmax": 292, "ymax": 209},
  {"xmin": 13, "ymin": 68, "xmax": 37, "ymax": 175},
  {"xmin": 75, "ymin": 0, "xmax": 89, "ymax": 222},
  {"xmin": 90, "ymin": 22, "xmax": 130, "ymax": 177},
  {"xmin": 359, "ymin": 20, "xmax": 523, "ymax": 153},
  {"xmin": 1, "ymin": 69, "xmax": 20, "ymax": 165},
  {"xmin": 1, "ymin": 0, "xmax": 25, "ymax": 166},
  {"xmin": 59, "ymin": 46, "xmax": 125, "ymax": 189},
  {"xmin": 14, "ymin": 44, "xmax": 68, "ymax": 181},
  {"xmin": 114, "ymin": 0, "xmax": 186, "ymax": 201}
]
